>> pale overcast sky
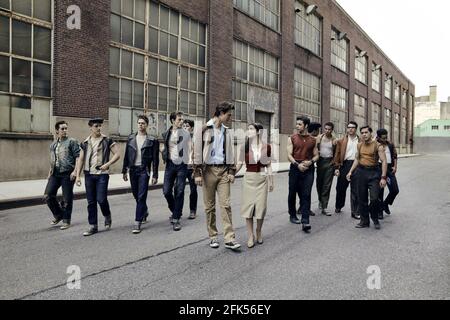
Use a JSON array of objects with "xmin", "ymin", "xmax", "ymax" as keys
[{"xmin": 336, "ymin": 0, "xmax": 450, "ymax": 101}]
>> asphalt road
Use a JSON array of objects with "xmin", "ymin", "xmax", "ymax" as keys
[{"xmin": 0, "ymin": 154, "xmax": 449, "ymax": 300}]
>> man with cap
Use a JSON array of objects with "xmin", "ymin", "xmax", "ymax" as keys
[{"xmin": 76, "ymin": 118, "xmax": 121, "ymax": 236}]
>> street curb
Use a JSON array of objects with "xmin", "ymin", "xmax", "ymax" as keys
[{"xmin": 0, "ymin": 169, "xmax": 291, "ymax": 211}]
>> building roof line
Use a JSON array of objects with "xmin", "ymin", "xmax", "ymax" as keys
[{"xmin": 331, "ymin": 0, "xmax": 414, "ymax": 86}]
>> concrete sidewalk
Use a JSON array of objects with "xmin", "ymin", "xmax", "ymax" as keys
[{"xmin": 0, "ymin": 154, "xmax": 421, "ymax": 210}]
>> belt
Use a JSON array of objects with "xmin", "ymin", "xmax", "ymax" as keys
[{"xmin": 359, "ymin": 165, "xmax": 379, "ymax": 170}]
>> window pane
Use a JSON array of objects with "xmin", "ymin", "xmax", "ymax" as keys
[
  {"xmin": 198, "ymin": 94, "xmax": 205, "ymax": 116},
  {"xmin": 148, "ymin": 84, "xmax": 157, "ymax": 109},
  {"xmin": 11, "ymin": 96, "xmax": 31, "ymax": 132},
  {"xmin": 31, "ymin": 98, "xmax": 50, "ymax": 132},
  {"xmin": 0, "ymin": 94, "xmax": 10, "ymax": 131},
  {"xmin": 134, "ymin": 22, "xmax": 145, "ymax": 49},
  {"xmin": 148, "ymin": 57, "xmax": 157, "ymax": 82},
  {"xmin": 0, "ymin": 0, "xmax": 10, "ymax": 10},
  {"xmin": 12, "ymin": 20, "xmax": 31, "ymax": 57},
  {"xmin": 109, "ymin": 77, "xmax": 119, "ymax": 105},
  {"xmin": 110, "ymin": 47, "xmax": 120, "ymax": 75},
  {"xmin": 180, "ymin": 66, "xmax": 188, "ymax": 89},
  {"xmin": 158, "ymin": 60, "xmax": 168, "ymax": 84},
  {"xmin": 159, "ymin": 31, "xmax": 168, "ymax": 57},
  {"xmin": 119, "ymin": 108, "xmax": 132, "ymax": 136},
  {"xmin": 170, "ymin": 10, "xmax": 179, "ymax": 34},
  {"xmin": 33, "ymin": 0, "xmax": 51, "ymax": 22},
  {"xmin": 0, "ymin": 16, "xmax": 9, "ymax": 53},
  {"xmin": 33, "ymin": 26, "xmax": 51, "ymax": 61},
  {"xmin": 182, "ymin": 16, "xmax": 189, "ymax": 38},
  {"xmin": 149, "ymin": 1, "xmax": 159, "ymax": 27},
  {"xmin": 168, "ymin": 88, "xmax": 177, "ymax": 112},
  {"xmin": 198, "ymin": 71, "xmax": 205, "ymax": 93},
  {"xmin": 121, "ymin": 17, "xmax": 133, "ymax": 46},
  {"xmin": 0, "ymin": 56, "xmax": 8, "ymax": 92},
  {"xmin": 199, "ymin": 46, "xmax": 205, "ymax": 67},
  {"xmin": 181, "ymin": 39, "xmax": 189, "ymax": 62},
  {"xmin": 169, "ymin": 63, "xmax": 177, "ymax": 87},
  {"xmin": 121, "ymin": 50, "xmax": 132, "ymax": 77},
  {"xmin": 189, "ymin": 42, "xmax": 197, "ymax": 65},
  {"xmin": 33, "ymin": 62, "xmax": 51, "ymax": 97},
  {"xmin": 122, "ymin": 0, "xmax": 133, "ymax": 17},
  {"xmin": 190, "ymin": 21, "xmax": 198, "ymax": 42},
  {"xmin": 12, "ymin": 0, "xmax": 31, "ymax": 17},
  {"xmin": 12, "ymin": 58, "xmax": 30, "ymax": 94},
  {"xmin": 158, "ymin": 86, "xmax": 167, "ymax": 111},
  {"xmin": 189, "ymin": 92, "xmax": 196, "ymax": 115},
  {"xmin": 133, "ymin": 81, "xmax": 144, "ymax": 108},
  {"xmin": 134, "ymin": 53, "xmax": 144, "ymax": 80},
  {"xmin": 135, "ymin": 0, "xmax": 146, "ymax": 22},
  {"xmin": 169, "ymin": 35, "xmax": 178, "ymax": 59},
  {"xmin": 189, "ymin": 69, "xmax": 197, "ymax": 91},
  {"xmin": 111, "ymin": 0, "xmax": 120, "ymax": 13},
  {"xmin": 120, "ymin": 79, "xmax": 132, "ymax": 106},
  {"xmin": 111, "ymin": 14, "xmax": 121, "ymax": 42},
  {"xmin": 160, "ymin": 6, "xmax": 169, "ymax": 31},
  {"xmin": 180, "ymin": 90, "xmax": 188, "ymax": 113},
  {"xmin": 149, "ymin": 27, "xmax": 158, "ymax": 53},
  {"xmin": 199, "ymin": 24, "xmax": 206, "ymax": 45}
]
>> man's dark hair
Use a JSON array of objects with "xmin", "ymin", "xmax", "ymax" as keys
[
  {"xmin": 296, "ymin": 116, "xmax": 311, "ymax": 128},
  {"xmin": 360, "ymin": 126, "xmax": 373, "ymax": 133},
  {"xmin": 137, "ymin": 115, "xmax": 149, "ymax": 125},
  {"xmin": 324, "ymin": 122, "xmax": 334, "ymax": 130},
  {"xmin": 170, "ymin": 112, "xmax": 184, "ymax": 124},
  {"xmin": 348, "ymin": 121, "xmax": 358, "ymax": 129},
  {"xmin": 214, "ymin": 101, "xmax": 234, "ymax": 117},
  {"xmin": 184, "ymin": 119, "xmax": 194, "ymax": 128},
  {"xmin": 377, "ymin": 128, "xmax": 388, "ymax": 137},
  {"xmin": 55, "ymin": 121, "xmax": 68, "ymax": 131}
]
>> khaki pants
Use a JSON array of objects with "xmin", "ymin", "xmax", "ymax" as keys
[{"xmin": 202, "ymin": 166, "xmax": 235, "ymax": 242}]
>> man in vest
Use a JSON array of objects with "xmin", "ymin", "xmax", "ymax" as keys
[
  {"xmin": 347, "ymin": 126, "xmax": 388, "ymax": 230},
  {"xmin": 376, "ymin": 129, "xmax": 399, "ymax": 219},
  {"xmin": 287, "ymin": 116, "xmax": 320, "ymax": 233},
  {"xmin": 315, "ymin": 122, "xmax": 337, "ymax": 216}
]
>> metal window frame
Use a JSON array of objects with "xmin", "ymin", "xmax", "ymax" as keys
[{"xmin": 294, "ymin": 1, "xmax": 322, "ymax": 57}]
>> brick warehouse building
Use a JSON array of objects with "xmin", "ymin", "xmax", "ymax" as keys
[{"xmin": 0, "ymin": 0, "xmax": 415, "ymax": 181}]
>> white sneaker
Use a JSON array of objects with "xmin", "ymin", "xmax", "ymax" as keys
[
  {"xmin": 209, "ymin": 238, "xmax": 220, "ymax": 249},
  {"xmin": 225, "ymin": 240, "xmax": 241, "ymax": 251}
]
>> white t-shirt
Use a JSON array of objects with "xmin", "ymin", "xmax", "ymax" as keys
[
  {"xmin": 345, "ymin": 136, "xmax": 359, "ymax": 161},
  {"xmin": 135, "ymin": 134, "xmax": 147, "ymax": 166}
]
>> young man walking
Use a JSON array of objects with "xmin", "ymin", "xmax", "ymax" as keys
[
  {"xmin": 347, "ymin": 126, "xmax": 387, "ymax": 230},
  {"xmin": 76, "ymin": 118, "xmax": 121, "ymax": 237},
  {"xmin": 315, "ymin": 122, "xmax": 337, "ymax": 216},
  {"xmin": 376, "ymin": 129, "xmax": 399, "ymax": 219},
  {"xmin": 122, "ymin": 115, "xmax": 160, "ymax": 234},
  {"xmin": 333, "ymin": 121, "xmax": 360, "ymax": 219},
  {"xmin": 44, "ymin": 121, "xmax": 80, "ymax": 230},
  {"xmin": 287, "ymin": 116, "xmax": 319, "ymax": 233},
  {"xmin": 161, "ymin": 112, "xmax": 191, "ymax": 232},
  {"xmin": 183, "ymin": 119, "xmax": 198, "ymax": 220},
  {"xmin": 194, "ymin": 101, "xmax": 241, "ymax": 251}
]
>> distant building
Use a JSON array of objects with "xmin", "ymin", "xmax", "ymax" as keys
[
  {"xmin": 414, "ymin": 86, "xmax": 450, "ymax": 127},
  {"xmin": 414, "ymin": 119, "xmax": 450, "ymax": 153},
  {"xmin": 415, "ymin": 119, "xmax": 450, "ymax": 138}
]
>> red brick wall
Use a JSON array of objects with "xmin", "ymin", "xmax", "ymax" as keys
[{"xmin": 53, "ymin": 0, "xmax": 110, "ymax": 119}]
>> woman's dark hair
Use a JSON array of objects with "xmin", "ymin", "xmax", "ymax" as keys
[
  {"xmin": 245, "ymin": 123, "xmax": 264, "ymax": 153},
  {"xmin": 214, "ymin": 101, "xmax": 234, "ymax": 117},
  {"xmin": 184, "ymin": 119, "xmax": 194, "ymax": 128},
  {"xmin": 377, "ymin": 128, "xmax": 388, "ymax": 137}
]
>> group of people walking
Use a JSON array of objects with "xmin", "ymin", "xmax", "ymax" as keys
[
  {"xmin": 288, "ymin": 116, "xmax": 400, "ymax": 232},
  {"xmin": 43, "ymin": 101, "xmax": 399, "ymax": 252}
]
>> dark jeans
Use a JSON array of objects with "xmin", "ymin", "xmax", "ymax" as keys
[
  {"xmin": 130, "ymin": 166, "xmax": 150, "ymax": 223},
  {"xmin": 288, "ymin": 164, "xmax": 314, "ymax": 225},
  {"xmin": 44, "ymin": 172, "xmax": 75, "ymax": 223},
  {"xmin": 379, "ymin": 166, "xmax": 399, "ymax": 206},
  {"xmin": 85, "ymin": 173, "xmax": 111, "ymax": 226},
  {"xmin": 163, "ymin": 161, "xmax": 188, "ymax": 220},
  {"xmin": 336, "ymin": 160, "xmax": 359, "ymax": 214},
  {"xmin": 356, "ymin": 166, "xmax": 382, "ymax": 225},
  {"xmin": 316, "ymin": 158, "xmax": 335, "ymax": 210},
  {"xmin": 187, "ymin": 168, "xmax": 198, "ymax": 213}
]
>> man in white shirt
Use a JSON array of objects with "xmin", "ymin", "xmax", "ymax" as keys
[{"xmin": 333, "ymin": 121, "xmax": 360, "ymax": 219}]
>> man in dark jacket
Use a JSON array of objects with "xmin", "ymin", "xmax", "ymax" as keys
[
  {"xmin": 161, "ymin": 112, "xmax": 191, "ymax": 232},
  {"xmin": 122, "ymin": 115, "xmax": 160, "ymax": 234},
  {"xmin": 376, "ymin": 129, "xmax": 399, "ymax": 219}
]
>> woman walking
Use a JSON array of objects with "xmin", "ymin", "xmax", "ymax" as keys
[{"xmin": 236, "ymin": 123, "xmax": 274, "ymax": 248}]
